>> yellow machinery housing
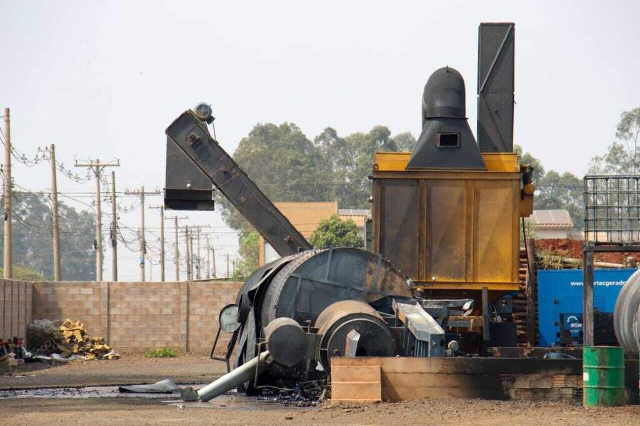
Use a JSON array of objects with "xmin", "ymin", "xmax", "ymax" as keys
[{"xmin": 371, "ymin": 152, "xmax": 531, "ymax": 305}]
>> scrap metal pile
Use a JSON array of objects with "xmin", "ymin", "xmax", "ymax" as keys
[{"xmin": 27, "ymin": 319, "xmax": 119, "ymax": 360}]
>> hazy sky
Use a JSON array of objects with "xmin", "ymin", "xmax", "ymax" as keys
[{"xmin": 1, "ymin": 0, "xmax": 639, "ymax": 280}]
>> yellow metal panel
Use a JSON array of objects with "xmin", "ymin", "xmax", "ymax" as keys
[
  {"xmin": 481, "ymin": 153, "xmax": 519, "ymax": 172},
  {"xmin": 473, "ymin": 181, "xmax": 518, "ymax": 283},
  {"xmin": 374, "ymin": 152, "xmax": 411, "ymax": 171},
  {"xmin": 379, "ymin": 180, "xmax": 419, "ymax": 278},
  {"xmin": 427, "ymin": 180, "xmax": 467, "ymax": 282},
  {"xmin": 373, "ymin": 152, "xmax": 518, "ymax": 173}
]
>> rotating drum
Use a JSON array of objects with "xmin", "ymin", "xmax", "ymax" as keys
[
  {"xmin": 315, "ymin": 300, "xmax": 397, "ymax": 371},
  {"xmin": 614, "ymin": 269, "xmax": 640, "ymax": 355},
  {"xmin": 259, "ymin": 247, "xmax": 412, "ymax": 328}
]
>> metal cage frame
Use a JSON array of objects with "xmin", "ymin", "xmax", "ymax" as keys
[
  {"xmin": 584, "ymin": 175, "xmax": 640, "ymax": 243},
  {"xmin": 582, "ymin": 175, "xmax": 640, "ymax": 346}
]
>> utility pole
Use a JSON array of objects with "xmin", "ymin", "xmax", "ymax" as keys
[
  {"xmin": 206, "ymin": 235, "xmax": 211, "ymax": 279},
  {"xmin": 150, "ymin": 205, "xmax": 165, "ymax": 282},
  {"xmin": 49, "ymin": 144, "xmax": 61, "ymax": 280},
  {"xmin": 196, "ymin": 226, "xmax": 201, "ymax": 280},
  {"xmin": 166, "ymin": 215, "xmax": 186, "ymax": 281},
  {"xmin": 189, "ymin": 231, "xmax": 195, "ymax": 279},
  {"xmin": 75, "ymin": 158, "xmax": 119, "ymax": 282},
  {"xmin": 141, "ymin": 188, "xmax": 145, "ymax": 281},
  {"xmin": 211, "ymin": 247, "xmax": 216, "ymax": 279},
  {"xmin": 226, "ymin": 253, "xmax": 230, "ymax": 278},
  {"xmin": 110, "ymin": 171, "xmax": 118, "ymax": 281},
  {"xmin": 3, "ymin": 108, "xmax": 11, "ymax": 279},
  {"xmin": 125, "ymin": 187, "xmax": 160, "ymax": 282},
  {"xmin": 185, "ymin": 226, "xmax": 191, "ymax": 280}
]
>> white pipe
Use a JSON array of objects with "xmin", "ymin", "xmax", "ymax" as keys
[{"xmin": 197, "ymin": 351, "xmax": 271, "ymax": 402}]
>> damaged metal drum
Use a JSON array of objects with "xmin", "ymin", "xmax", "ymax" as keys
[
  {"xmin": 264, "ymin": 317, "xmax": 307, "ymax": 367},
  {"xmin": 315, "ymin": 300, "xmax": 396, "ymax": 372},
  {"xmin": 614, "ymin": 269, "xmax": 640, "ymax": 355},
  {"xmin": 260, "ymin": 247, "xmax": 413, "ymax": 328}
]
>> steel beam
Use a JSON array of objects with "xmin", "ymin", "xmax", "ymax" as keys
[{"xmin": 583, "ymin": 246, "xmax": 595, "ymax": 347}]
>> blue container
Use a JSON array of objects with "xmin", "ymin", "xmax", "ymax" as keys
[{"xmin": 537, "ymin": 269, "xmax": 636, "ymax": 347}]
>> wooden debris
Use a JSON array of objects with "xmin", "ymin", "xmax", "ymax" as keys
[{"xmin": 56, "ymin": 319, "xmax": 119, "ymax": 360}]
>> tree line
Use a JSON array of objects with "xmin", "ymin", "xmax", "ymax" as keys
[
  {"xmin": 0, "ymin": 192, "xmax": 96, "ymax": 280},
  {"xmin": 4, "ymin": 108, "xmax": 638, "ymax": 281},
  {"xmin": 225, "ymin": 108, "xmax": 640, "ymax": 278}
]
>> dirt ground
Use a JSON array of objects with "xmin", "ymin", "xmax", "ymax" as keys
[
  {"xmin": 535, "ymin": 238, "xmax": 640, "ymax": 264},
  {"xmin": 0, "ymin": 354, "xmax": 227, "ymax": 389},
  {"xmin": 2, "ymin": 395, "xmax": 639, "ymax": 426},
  {"xmin": 2, "ymin": 355, "xmax": 639, "ymax": 426}
]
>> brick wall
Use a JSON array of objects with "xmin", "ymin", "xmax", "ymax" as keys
[
  {"xmin": 1, "ymin": 279, "xmax": 243, "ymax": 354},
  {"xmin": 1, "ymin": 280, "xmax": 33, "ymax": 341},
  {"xmin": 32, "ymin": 282, "xmax": 103, "ymax": 340},
  {"xmin": 188, "ymin": 281, "xmax": 240, "ymax": 353}
]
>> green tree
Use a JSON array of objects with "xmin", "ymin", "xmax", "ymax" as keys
[
  {"xmin": 231, "ymin": 231, "xmax": 259, "ymax": 280},
  {"xmin": 516, "ymin": 145, "xmax": 583, "ymax": 229},
  {"xmin": 515, "ymin": 144, "xmax": 545, "ymax": 182},
  {"xmin": 315, "ymin": 126, "xmax": 410, "ymax": 209},
  {"xmin": 391, "ymin": 132, "xmax": 417, "ymax": 152},
  {"xmin": 535, "ymin": 171, "xmax": 584, "ymax": 229},
  {"xmin": 0, "ymin": 265, "xmax": 46, "ymax": 281},
  {"xmin": 308, "ymin": 215, "xmax": 364, "ymax": 249},
  {"xmin": 0, "ymin": 192, "xmax": 96, "ymax": 280},
  {"xmin": 219, "ymin": 122, "xmax": 328, "ymax": 236},
  {"xmin": 221, "ymin": 123, "xmax": 413, "ymax": 275},
  {"xmin": 589, "ymin": 108, "xmax": 640, "ymax": 174}
]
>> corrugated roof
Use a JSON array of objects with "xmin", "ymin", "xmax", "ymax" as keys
[
  {"xmin": 338, "ymin": 209, "xmax": 370, "ymax": 227},
  {"xmin": 529, "ymin": 209, "xmax": 574, "ymax": 229},
  {"xmin": 338, "ymin": 208, "xmax": 371, "ymax": 218}
]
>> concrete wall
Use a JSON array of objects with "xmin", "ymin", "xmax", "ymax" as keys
[
  {"xmin": 1, "ymin": 280, "xmax": 33, "ymax": 341},
  {"xmin": 1, "ymin": 279, "xmax": 243, "ymax": 354}
]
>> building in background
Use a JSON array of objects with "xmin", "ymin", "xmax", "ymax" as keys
[
  {"xmin": 337, "ymin": 208, "xmax": 371, "ymax": 242},
  {"xmin": 258, "ymin": 202, "xmax": 371, "ymax": 265},
  {"xmin": 528, "ymin": 209, "xmax": 576, "ymax": 239}
]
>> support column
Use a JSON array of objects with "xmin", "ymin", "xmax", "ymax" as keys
[
  {"xmin": 100, "ymin": 282, "xmax": 110, "ymax": 342},
  {"xmin": 583, "ymin": 246, "xmax": 595, "ymax": 347},
  {"xmin": 179, "ymin": 281, "xmax": 189, "ymax": 352}
]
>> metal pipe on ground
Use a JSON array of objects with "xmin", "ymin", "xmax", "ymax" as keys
[{"xmin": 187, "ymin": 351, "xmax": 272, "ymax": 402}]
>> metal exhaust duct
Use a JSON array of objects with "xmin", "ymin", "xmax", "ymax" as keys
[{"xmin": 477, "ymin": 22, "xmax": 515, "ymax": 153}]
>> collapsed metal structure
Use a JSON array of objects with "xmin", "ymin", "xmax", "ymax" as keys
[{"xmin": 164, "ymin": 23, "xmax": 539, "ymax": 401}]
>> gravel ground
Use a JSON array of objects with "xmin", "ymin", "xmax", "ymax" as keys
[
  {"xmin": 2, "ymin": 355, "xmax": 639, "ymax": 425},
  {"xmin": 2, "ymin": 396, "xmax": 639, "ymax": 426},
  {"xmin": 0, "ymin": 354, "xmax": 227, "ymax": 389}
]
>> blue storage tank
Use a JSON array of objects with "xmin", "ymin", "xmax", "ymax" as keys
[{"xmin": 537, "ymin": 269, "xmax": 636, "ymax": 347}]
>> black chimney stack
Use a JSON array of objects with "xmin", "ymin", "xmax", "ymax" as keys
[{"xmin": 407, "ymin": 67, "xmax": 486, "ymax": 170}]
